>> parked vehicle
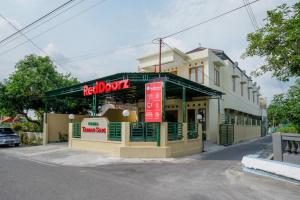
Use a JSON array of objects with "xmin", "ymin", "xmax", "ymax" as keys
[{"xmin": 0, "ymin": 127, "xmax": 20, "ymax": 147}]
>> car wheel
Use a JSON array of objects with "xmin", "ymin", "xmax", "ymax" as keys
[{"xmin": 15, "ymin": 143, "xmax": 20, "ymax": 147}]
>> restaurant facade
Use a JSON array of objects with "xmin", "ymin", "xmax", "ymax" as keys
[{"xmin": 43, "ymin": 72, "xmax": 223, "ymax": 157}]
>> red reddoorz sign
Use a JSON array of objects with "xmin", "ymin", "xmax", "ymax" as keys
[{"xmin": 83, "ymin": 79, "xmax": 130, "ymax": 96}]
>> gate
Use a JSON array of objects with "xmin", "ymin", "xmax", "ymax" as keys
[{"xmin": 219, "ymin": 124, "xmax": 234, "ymax": 145}]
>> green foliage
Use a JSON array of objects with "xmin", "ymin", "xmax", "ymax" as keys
[
  {"xmin": 268, "ymin": 79, "xmax": 300, "ymax": 126},
  {"xmin": 278, "ymin": 124, "xmax": 299, "ymax": 133},
  {"xmin": 243, "ymin": 3, "xmax": 300, "ymax": 81},
  {"xmin": 0, "ymin": 54, "xmax": 89, "ymax": 129},
  {"xmin": 12, "ymin": 123, "xmax": 23, "ymax": 132},
  {"xmin": 18, "ymin": 132, "xmax": 43, "ymax": 145},
  {"xmin": 12, "ymin": 122, "xmax": 41, "ymax": 132}
]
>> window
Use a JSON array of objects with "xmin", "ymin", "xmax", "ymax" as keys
[
  {"xmin": 248, "ymin": 89, "xmax": 250, "ymax": 100},
  {"xmin": 189, "ymin": 67, "xmax": 196, "ymax": 82},
  {"xmin": 232, "ymin": 78, "xmax": 236, "ymax": 92},
  {"xmin": 241, "ymin": 83, "xmax": 244, "ymax": 96},
  {"xmin": 189, "ymin": 65, "xmax": 204, "ymax": 83},
  {"xmin": 257, "ymin": 95, "xmax": 259, "ymax": 105},
  {"xmin": 214, "ymin": 68, "xmax": 220, "ymax": 86},
  {"xmin": 253, "ymin": 93, "xmax": 255, "ymax": 102}
]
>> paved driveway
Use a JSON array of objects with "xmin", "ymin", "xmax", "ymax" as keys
[{"xmin": 0, "ymin": 136, "xmax": 299, "ymax": 200}]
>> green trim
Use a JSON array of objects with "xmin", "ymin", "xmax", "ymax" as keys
[
  {"xmin": 45, "ymin": 73, "xmax": 224, "ymax": 99},
  {"xmin": 108, "ymin": 122, "xmax": 122, "ymax": 141},
  {"xmin": 130, "ymin": 122, "xmax": 160, "ymax": 142},
  {"xmin": 168, "ymin": 122, "xmax": 183, "ymax": 141},
  {"xmin": 182, "ymin": 87, "xmax": 186, "ymax": 123},
  {"xmin": 187, "ymin": 123, "xmax": 199, "ymax": 139},
  {"xmin": 72, "ymin": 122, "xmax": 81, "ymax": 138},
  {"xmin": 92, "ymin": 94, "xmax": 97, "ymax": 117}
]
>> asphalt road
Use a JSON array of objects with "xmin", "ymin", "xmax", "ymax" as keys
[
  {"xmin": 200, "ymin": 136, "xmax": 272, "ymax": 160},
  {"xmin": 0, "ymin": 136, "xmax": 299, "ymax": 200}
]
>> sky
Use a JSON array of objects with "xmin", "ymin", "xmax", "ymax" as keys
[{"xmin": 0, "ymin": 0, "xmax": 298, "ymax": 104}]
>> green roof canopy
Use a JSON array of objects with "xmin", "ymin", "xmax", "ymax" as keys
[{"xmin": 45, "ymin": 72, "xmax": 223, "ymax": 103}]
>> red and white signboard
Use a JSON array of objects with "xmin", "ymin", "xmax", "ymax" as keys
[
  {"xmin": 81, "ymin": 118, "xmax": 108, "ymax": 141},
  {"xmin": 145, "ymin": 82, "xmax": 163, "ymax": 122}
]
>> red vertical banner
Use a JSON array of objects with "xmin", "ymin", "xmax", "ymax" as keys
[{"xmin": 145, "ymin": 81, "xmax": 163, "ymax": 122}]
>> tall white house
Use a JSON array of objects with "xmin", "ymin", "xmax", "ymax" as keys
[{"xmin": 137, "ymin": 47, "xmax": 267, "ymax": 144}]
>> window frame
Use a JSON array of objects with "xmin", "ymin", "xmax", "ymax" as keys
[
  {"xmin": 214, "ymin": 67, "xmax": 220, "ymax": 86},
  {"xmin": 241, "ymin": 83, "xmax": 244, "ymax": 96},
  {"xmin": 232, "ymin": 78, "xmax": 236, "ymax": 92},
  {"xmin": 189, "ymin": 65, "xmax": 204, "ymax": 84}
]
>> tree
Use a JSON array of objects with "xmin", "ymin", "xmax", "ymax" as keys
[
  {"xmin": 243, "ymin": 2, "xmax": 300, "ymax": 81},
  {"xmin": 267, "ymin": 79, "xmax": 300, "ymax": 127},
  {"xmin": 0, "ymin": 54, "xmax": 88, "ymax": 128}
]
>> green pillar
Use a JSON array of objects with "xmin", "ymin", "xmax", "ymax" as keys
[
  {"xmin": 162, "ymin": 81, "xmax": 166, "ymax": 122},
  {"xmin": 182, "ymin": 87, "xmax": 186, "ymax": 123},
  {"xmin": 92, "ymin": 94, "xmax": 97, "ymax": 117}
]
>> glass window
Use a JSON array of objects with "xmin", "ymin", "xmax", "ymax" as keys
[
  {"xmin": 241, "ymin": 83, "xmax": 244, "ymax": 96},
  {"xmin": 248, "ymin": 89, "xmax": 250, "ymax": 100},
  {"xmin": 253, "ymin": 93, "xmax": 255, "ymax": 102},
  {"xmin": 189, "ymin": 68, "xmax": 196, "ymax": 82},
  {"xmin": 198, "ymin": 66, "xmax": 203, "ymax": 83},
  {"xmin": 214, "ymin": 68, "xmax": 220, "ymax": 86},
  {"xmin": 232, "ymin": 78, "xmax": 236, "ymax": 92},
  {"xmin": 189, "ymin": 65, "xmax": 204, "ymax": 83}
]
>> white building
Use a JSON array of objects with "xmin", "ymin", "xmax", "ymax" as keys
[{"xmin": 137, "ymin": 47, "xmax": 267, "ymax": 144}]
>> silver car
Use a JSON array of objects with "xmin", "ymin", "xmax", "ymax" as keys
[{"xmin": 0, "ymin": 127, "xmax": 20, "ymax": 146}]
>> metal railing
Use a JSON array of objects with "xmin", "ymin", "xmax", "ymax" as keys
[
  {"xmin": 108, "ymin": 122, "xmax": 122, "ymax": 141},
  {"xmin": 168, "ymin": 122, "xmax": 183, "ymax": 141},
  {"xmin": 72, "ymin": 122, "xmax": 81, "ymax": 138},
  {"xmin": 130, "ymin": 122, "xmax": 160, "ymax": 142},
  {"xmin": 188, "ymin": 123, "xmax": 199, "ymax": 139}
]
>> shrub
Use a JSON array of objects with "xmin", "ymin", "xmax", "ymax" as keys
[
  {"xmin": 12, "ymin": 123, "xmax": 23, "ymax": 132},
  {"xmin": 278, "ymin": 124, "xmax": 299, "ymax": 133}
]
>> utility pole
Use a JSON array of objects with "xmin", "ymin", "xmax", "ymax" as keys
[{"xmin": 159, "ymin": 38, "xmax": 162, "ymax": 73}]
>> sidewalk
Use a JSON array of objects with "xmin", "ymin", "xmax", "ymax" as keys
[{"xmin": 0, "ymin": 143, "xmax": 185, "ymax": 167}]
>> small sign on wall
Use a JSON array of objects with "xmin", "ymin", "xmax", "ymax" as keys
[{"xmin": 81, "ymin": 118, "xmax": 108, "ymax": 141}]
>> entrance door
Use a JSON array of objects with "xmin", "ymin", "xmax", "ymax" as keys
[
  {"xmin": 188, "ymin": 109, "xmax": 196, "ymax": 123},
  {"xmin": 166, "ymin": 110, "xmax": 178, "ymax": 122}
]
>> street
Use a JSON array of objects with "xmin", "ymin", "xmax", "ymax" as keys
[{"xmin": 0, "ymin": 136, "xmax": 299, "ymax": 200}]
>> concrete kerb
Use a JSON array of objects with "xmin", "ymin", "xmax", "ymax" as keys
[{"xmin": 242, "ymin": 155, "xmax": 300, "ymax": 185}]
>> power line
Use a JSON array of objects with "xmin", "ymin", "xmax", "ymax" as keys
[
  {"xmin": 243, "ymin": 0, "xmax": 259, "ymax": 30},
  {"xmin": 0, "ymin": 13, "xmax": 80, "ymax": 79},
  {"xmin": 160, "ymin": 0, "xmax": 260, "ymax": 39},
  {"xmin": 44, "ymin": 0, "xmax": 263, "ymax": 65},
  {"xmin": 0, "ymin": 0, "xmax": 85, "ymax": 48},
  {"xmin": 243, "ymin": 0, "xmax": 257, "ymax": 30},
  {"xmin": 0, "ymin": 0, "xmax": 81, "ymax": 46},
  {"xmin": 246, "ymin": 0, "xmax": 260, "ymax": 28},
  {"xmin": 0, "ymin": 0, "xmax": 109, "ymax": 57}
]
